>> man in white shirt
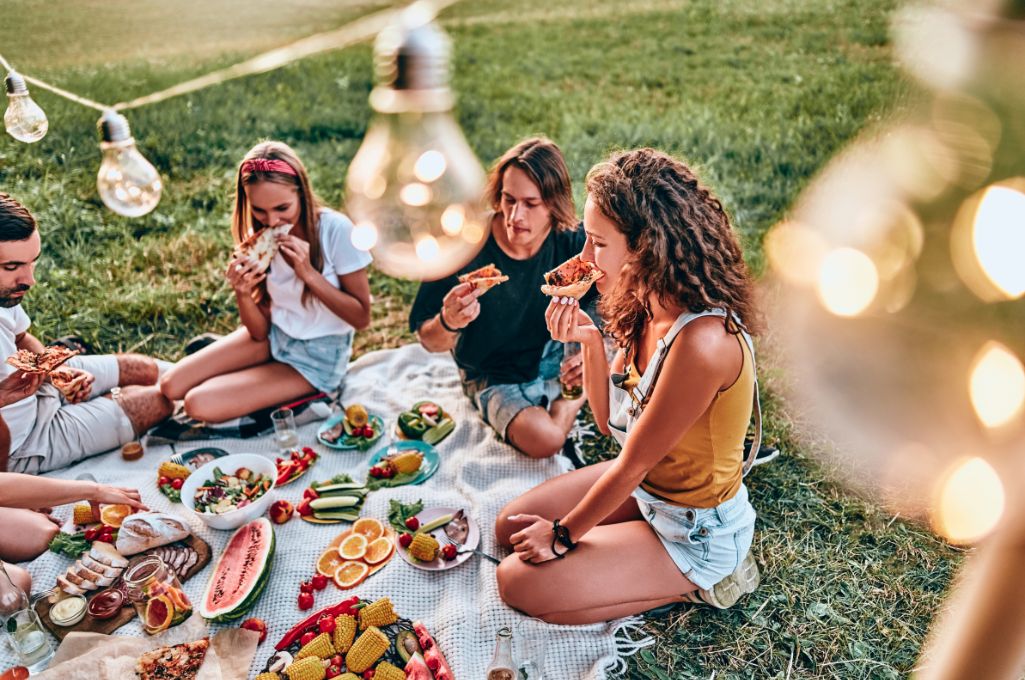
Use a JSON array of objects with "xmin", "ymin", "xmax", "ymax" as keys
[{"xmin": 0, "ymin": 193, "xmax": 173, "ymax": 473}]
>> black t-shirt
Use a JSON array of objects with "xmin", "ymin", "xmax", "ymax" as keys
[{"xmin": 409, "ymin": 224, "xmax": 594, "ymax": 385}]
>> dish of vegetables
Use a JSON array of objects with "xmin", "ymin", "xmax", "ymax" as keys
[{"xmin": 193, "ymin": 466, "xmax": 273, "ymax": 514}]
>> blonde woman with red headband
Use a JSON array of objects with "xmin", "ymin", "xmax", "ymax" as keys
[{"xmin": 160, "ymin": 141, "xmax": 372, "ymax": 422}]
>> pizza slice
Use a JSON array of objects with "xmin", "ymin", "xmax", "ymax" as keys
[
  {"xmin": 233, "ymin": 224, "xmax": 293, "ymax": 272},
  {"xmin": 540, "ymin": 255, "xmax": 605, "ymax": 299},
  {"xmin": 5, "ymin": 346, "xmax": 78, "ymax": 374},
  {"xmin": 136, "ymin": 638, "xmax": 209, "ymax": 680},
  {"xmin": 457, "ymin": 263, "xmax": 509, "ymax": 294},
  {"xmin": 49, "ymin": 367, "xmax": 90, "ymax": 398}
]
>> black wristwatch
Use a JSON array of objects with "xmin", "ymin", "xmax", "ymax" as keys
[
  {"xmin": 438, "ymin": 311, "xmax": 459, "ymax": 334},
  {"xmin": 551, "ymin": 518, "xmax": 577, "ymax": 559}
]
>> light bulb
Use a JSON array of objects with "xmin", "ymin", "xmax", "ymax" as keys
[
  {"xmin": 96, "ymin": 110, "xmax": 162, "ymax": 217},
  {"xmin": 344, "ymin": 1, "xmax": 487, "ymax": 281},
  {"xmin": 4, "ymin": 71, "xmax": 48, "ymax": 143}
]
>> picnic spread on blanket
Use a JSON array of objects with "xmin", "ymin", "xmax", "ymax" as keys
[{"xmin": 1, "ymin": 344, "xmax": 652, "ymax": 679}]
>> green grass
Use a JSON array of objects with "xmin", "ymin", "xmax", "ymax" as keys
[{"xmin": 0, "ymin": 0, "xmax": 961, "ymax": 676}]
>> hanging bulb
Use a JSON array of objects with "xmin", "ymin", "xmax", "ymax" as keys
[
  {"xmin": 4, "ymin": 71, "xmax": 48, "ymax": 143},
  {"xmin": 344, "ymin": 0, "xmax": 487, "ymax": 281},
  {"xmin": 96, "ymin": 109, "xmax": 162, "ymax": 217}
]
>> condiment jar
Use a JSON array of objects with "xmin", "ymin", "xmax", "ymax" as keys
[{"xmin": 122, "ymin": 555, "xmax": 192, "ymax": 634}]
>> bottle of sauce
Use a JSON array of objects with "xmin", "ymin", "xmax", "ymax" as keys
[{"xmin": 486, "ymin": 626, "xmax": 516, "ymax": 680}]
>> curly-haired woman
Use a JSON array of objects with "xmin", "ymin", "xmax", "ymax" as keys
[{"xmin": 495, "ymin": 148, "xmax": 761, "ymax": 623}]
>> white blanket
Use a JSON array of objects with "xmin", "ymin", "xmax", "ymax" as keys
[{"xmin": 3, "ymin": 344, "xmax": 650, "ymax": 678}]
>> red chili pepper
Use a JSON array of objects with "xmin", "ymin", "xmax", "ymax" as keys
[{"xmin": 274, "ymin": 597, "xmax": 360, "ymax": 650}]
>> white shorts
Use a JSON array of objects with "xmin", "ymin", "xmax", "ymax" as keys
[{"xmin": 8, "ymin": 355, "xmax": 135, "ymax": 474}]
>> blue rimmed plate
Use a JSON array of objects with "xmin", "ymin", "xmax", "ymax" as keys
[
  {"xmin": 317, "ymin": 413, "xmax": 386, "ymax": 451},
  {"xmin": 367, "ymin": 440, "xmax": 440, "ymax": 487}
]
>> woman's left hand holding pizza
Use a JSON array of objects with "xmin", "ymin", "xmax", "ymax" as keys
[{"xmin": 277, "ymin": 235, "xmax": 315, "ymax": 282}]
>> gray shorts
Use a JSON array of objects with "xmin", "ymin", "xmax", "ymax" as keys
[
  {"xmin": 460, "ymin": 340, "xmax": 564, "ymax": 439},
  {"xmin": 8, "ymin": 355, "xmax": 135, "ymax": 474}
]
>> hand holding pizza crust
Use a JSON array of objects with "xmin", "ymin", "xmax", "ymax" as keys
[
  {"xmin": 545, "ymin": 296, "xmax": 602, "ymax": 346},
  {"xmin": 440, "ymin": 281, "xmax": 485, "ymax": 331},
  {"xmin": 0, "ymin": 369, "xmax": 45, "ymax": 406},
  {"xmin": 50, "ymin": 366, "xmax": 95, "ymax": 403},
  {"xmin": 276, "ymin": 233, "xmax": 315, "ymax": 281},
  {"xmin": 224, "ymin": 255, "xmax": 266, "ymax": 296}
]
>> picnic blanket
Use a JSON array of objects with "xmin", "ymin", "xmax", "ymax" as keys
[{"xmin": 2, "ymin": 343, "xmax": 652, "ymax": 678}]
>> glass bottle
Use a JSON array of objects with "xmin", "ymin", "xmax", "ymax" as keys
[
  {"xmin": 122, "ymin": 555, "xmax": 192, "ymax": 634},
  {"xmin": 485, "ymin": 626, "xmax": 516, "ymax": 680},
  {"xmin": 560, "ymin": 342, "xmax": 583, "ymax": 399},
  {"xmin": 0, "ymin": 561, "xmax": 54, "ymax": 670}
]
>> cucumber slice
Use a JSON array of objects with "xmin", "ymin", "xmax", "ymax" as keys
[
  {"xmin": 310, "ymin": 495, "xmax": 363, "ymax": 510},
  {"xmin": 313, "ymin": 510, "xmax": 361, "ymax": 522},
  {"xmin": 418, "ymin": 513, "xmax": 454, "ymax": 534},
  {"xmin": 315, "ymin": 482, "xmax": 368, "ymax": 494},
  {"xmin": 423, "ymin": 418, "xmax": 455, "ymax": 445}
]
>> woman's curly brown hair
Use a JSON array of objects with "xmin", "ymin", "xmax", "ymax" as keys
[{"xmin": 586, "ymin": 148, "xmax": 761, "ymax": 353}]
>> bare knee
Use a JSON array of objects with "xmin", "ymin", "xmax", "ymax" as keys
[
  {"xmin": 183, "ymin": 388, "xmax": 232, "ymax": 424},
  {"xmin": 507, "ymin": 421, "xmax": 564, "ymax": 459},
  {"xmin": 0, "ymin": 510, "xmax": 58, "ymax": 563},
  {"xmin": 496, "ymin": 558, "xmax": 541, "ymax": 616},
  {"xmin": 116, "ymin": 353, "xmax": 159, "ymax": 386},
  {"xmin": 118, "ymin": 386, "xmax": 173, "ymax": 433},
  {"xmin": 495, "ymin": 498, "xmax": 529, "ymax": 546},
  {"xmin": 158, "ymin": 367, "xmax": 187, "ymax": 401}
]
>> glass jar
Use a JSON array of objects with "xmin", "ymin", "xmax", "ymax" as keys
[
  {"xmin": 0, "ymin": 561, "xmax": 53, "ymax": 670},
  {"xmin": 122, "ymin": 556, "xmax": 192, "ymax": 634}
]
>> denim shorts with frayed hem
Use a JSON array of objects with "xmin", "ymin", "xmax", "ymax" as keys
[
  {"xmin": 269, "ymin": 324, "xmax": 352, "ymax": 394},
  {"xmin": 633, "ymin": 483, "xmax": 756, "ymax": 591},
  {"xmin": 460, "ymin": 339, "xmax": 563, "ymax": 440}
]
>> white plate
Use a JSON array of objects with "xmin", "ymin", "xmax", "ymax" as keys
[{"xmin": 395, "ymin": 507, "xmax": 480, "ymax": 571}]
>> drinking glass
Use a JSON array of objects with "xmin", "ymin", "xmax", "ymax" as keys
[
  {"xmin": 271, "ymin": 407, "xmax": 298, "ymax": 451},
  {"xmin": 515, "ymin": 618, "xmax": 549, "ymax": 680},
  {"xmin": 560, "ymin": 342, "xmax": 583, "ymax": 400}
]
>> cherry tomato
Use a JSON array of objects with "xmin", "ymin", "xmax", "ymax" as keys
[
  {"xmin": 404, "ymin": 516, "xmax": 420, "ymax": 531},
  {"xmin": 157, "ymin": 476, "xmax": 170, "ymax": 487},
  {"xmin": 303, "ymin": 487, "xmax": 320, "ymax": 500},
  {"xmin": 240, "ymin": 618, "xmax": 268, "ymax": 644},
  {"xmin": 300, "ymin": 580, "xmax": 314, "ymax": 593},
  {"xmin": 312, "ymin": 574, "xmax": 328, "ymax": 591},
  {"xmin": 298, "ymin": 592, "xmax": 315, "ymax": 611},
  {"xmin": 318, "ymin": 616, "xmax": 336, "ymax": 634},
  {"xmin": 171, "ymin": 478, "xmax": 184, "ymax": 490},
  {"xmin": 399, "ymin": 532, "xmax": 413, "ymax": 548},
  {"xmin": 300, "ymin": 630, "xmax": 316, "ymax": 646}
]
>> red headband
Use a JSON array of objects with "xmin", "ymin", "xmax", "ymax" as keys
[{"xmin": 241, "ymin": 158, "xmax": 297, "ymax": 177}]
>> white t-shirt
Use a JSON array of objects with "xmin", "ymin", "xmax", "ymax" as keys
[
  {"xmin": 0, "ymin": 305, "xmax": 38, "ymax": 452},
  {"xmin": 266, "ymin": 209, "xmax": 373, "ymax": 340}
]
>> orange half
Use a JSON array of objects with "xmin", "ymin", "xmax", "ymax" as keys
[
  {"xmin": 99, "ymin": 504, "xmax": 133, "ymax": 528},
  {"xmin": 352, "ymin": 517, "xmax": 384, "ymax": 543},
  {"xmin": 317, "ymin": 547, "xmax": 345, "ymax": 577},
  {"xmin": 339, "ymin": 534, "xmax": 368, "ymax": 561},
  {"xmin": 333, "ymin": 561, "xmax": 370, "ymax": 589}
]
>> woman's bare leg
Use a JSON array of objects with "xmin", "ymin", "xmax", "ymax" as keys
[
  {"xmin": 505, "ymin": 395, "xmax": 586, "ymax": 459},
  {"xmin": 495, "ymin": 460, "xmax": 642, "ymax": 546},
  {"xmin": 182, "ymin": 362, "xmax": 316, "ymax": 423},
  {"xmin": 159, "ymin": 327, "xmax": 271, "ymax": 400},
  {"xmin": 0, "ymin": 509, "xmax": 59, "ymax": 563},
  {"xmin": 497, "ymin": 519, "xmax": 697, "ymax": 624}
]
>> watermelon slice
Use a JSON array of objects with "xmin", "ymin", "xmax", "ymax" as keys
[
  {"xmin": 198, "ymin": 518, "xmax": 275, "ymax": 622},
  {"xmin": 405, "ymin": 653, "xmax": 433, "ymax": 680},
  {"xmin": 412, "ymin": 621, "xmax": 455, "ymax": 680}
]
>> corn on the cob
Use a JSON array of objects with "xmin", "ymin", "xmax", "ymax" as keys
[
  {"xmin": 254, "ymin": 673, "xmax": 280, "ymax": 680},
  {"xmin": 389, "ymin": 451, "xmax": 422, "ymax": 474},
  {"xmin": 345, "ymin": 626, "xmax": 389, "ymax": 673},
  {"xmin": 333, "ymin": 614, "xmax": 357, "ymax": 652},
  {"xmin": 73, "ymin": 504, "xmax": 94, "ymax": 526},
  {"xmin": 408, "ymin": 533, "xmax": 439, "ymax": 561},
  {"xmin": 372, "ymin": 661, "xmax": 405, "ymax": 680},
  {"xmin": 295, "ymin": 632, "xmax": 335, "ymax": 660},
  {"xmin": 283, "ymin": 656, "xmax": 325, "ymax": 680},
  {"xmin": 158, "ymin": 460, "xmax": 191, "ymax": 480},
  {"xmin": 338, "ymin": 674, "xmax": 359, "ymax": 680},
  {"xmin": 358, "ymin": 597, "xmax": 398, "ymax": 630}
]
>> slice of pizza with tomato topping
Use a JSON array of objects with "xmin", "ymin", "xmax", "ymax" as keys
[
  {"xmin": 5, "ymin": 346, "xmax": 78, "ymax": 374},
  {"xmin": 457, "ymin": 263, "xmax": 509, "ymax": 294},
  {"xmin": 233, "ymin": 224, "xmax": 293, "ymax": 272},
  {"xmin": 540, "ymin": 255, "xmax": 604, "ymax": 299},
  {"xmin": 136, "ymin": 638, "xmax": 209, "ymax": 680}
]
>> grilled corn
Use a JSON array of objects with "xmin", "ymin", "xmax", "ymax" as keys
[{"xmin": 345, "ymin": 626, "xmax": 389, "ymax": 673}]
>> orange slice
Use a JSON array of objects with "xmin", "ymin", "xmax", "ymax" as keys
[
  {"xmin": 352, "ymin": 517, "xmax": 384, "ymax": 543},
  {"xmin": 99, "ymin": 504, "xmax": 133, "ymax": 528},
  {"xmin": 339, "ymin": 534, "xmax": 368, "ymax": 560},
  {"xmin": 328, "ymin": 529, "xmax": 353, "ymax": 550},
  {"xmin": 333, "ymin": 561, "xmax": 370, "ymax": 589},
  {"xmin": 166, "ymin": 586, "xmax": 191, "ymax": 612},
  {"xmin": 363, "ymin": 536, "xmax": 394, "ymax": 565},
  {"xmin": 317, "ymin": 547, "xmax": 346, "ymax": 577}
]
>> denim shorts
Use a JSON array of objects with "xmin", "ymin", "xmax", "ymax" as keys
[
  {"xmin": 460, "ymin": 340, "xmax": 564, "ymax": 439},
  {"xmin": 269, "ymin": 324, "xmax": 352, "ymax": 394},
  {"xmin": 634, "ymin": 484, "xmax": 756, "ymax": 590}
]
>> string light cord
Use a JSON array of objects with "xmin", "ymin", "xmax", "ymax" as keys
[{"xmin": 0, "ymin": 0, "xmax": 461, "ymax": 114}]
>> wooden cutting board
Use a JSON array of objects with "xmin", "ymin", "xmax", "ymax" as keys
[{"xmin": 35, "ymin": 534, "xmax": 211, "ymax": 640}]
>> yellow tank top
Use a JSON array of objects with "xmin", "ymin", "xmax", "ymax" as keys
[{"xmin": 625, "ymin": 333, "xmax": 754, "ymax": 508}]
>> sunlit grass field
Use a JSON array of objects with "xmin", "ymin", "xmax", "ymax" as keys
[{"xmin": 0, "ymin": 1, "xmax": 959, "ymax": 676}]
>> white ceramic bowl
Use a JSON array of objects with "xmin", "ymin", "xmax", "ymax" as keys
[{"xmin": 180, "ymin": 453, "xmax": 276, "ymax": 530}]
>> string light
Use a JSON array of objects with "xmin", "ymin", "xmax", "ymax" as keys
[
  {"xmin": 767, "ymin": 0, "xmax": 1025, "ymax": 542},
  {"xmin": 344, "ymin": 1, "xmax": 487, "ymax": 281},
  {"xmin": 96, "ymin": 110, "xmax": 162, "ymax": 217},
  {"xmin": 3, "ymin": 71, "xmax": 47, "ymax": 143}
]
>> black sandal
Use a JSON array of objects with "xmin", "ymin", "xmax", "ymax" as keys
[{"xmin": 50, "ymin": 335, "xmax": 93, "ymax": 355}]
